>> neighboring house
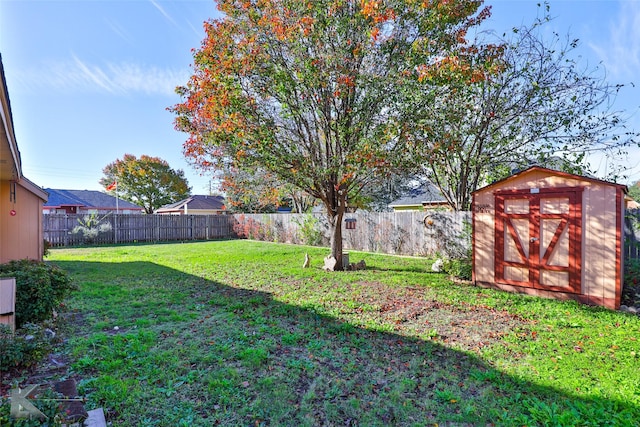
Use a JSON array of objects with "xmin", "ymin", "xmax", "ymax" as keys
[
  {"xmin": 626, "ymin": 195, "xmax": 640, "ymax": 210},
  {"xmin": 43, "ymin": 189, "xmax": 144, "ymax": 215},
  {"xmin": 388, "ymin": 182, "xmax": 449, "ymax": 211},
  {"xmin": 0, "ymin": 55, "xmax": 48, "ymax": 263},
  {"xmin": 155, "ymin": 195, "xmax": 226, "ymax": 215}
]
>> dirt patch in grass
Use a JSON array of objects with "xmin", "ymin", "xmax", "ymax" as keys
[{"xmin": 353, "ymin": 282, "xmax": 531, "ymax": 351}]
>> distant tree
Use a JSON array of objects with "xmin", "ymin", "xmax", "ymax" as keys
[
  {"xmin": 221, "ymin": 167, "xmax": 280, "ymax": 213},
  {"xmin": 357, "ymin": 172, "xmax": 421, "ymax": 212},
  {"xmin": 221, "ymin": 166, "xmax": 316, "ymax": 213},
  {"xmin": 287, "ymin": 187, "xmax": 317, "ymax": 214},
  {"xmin": 100, "ymin": 154, "xmax": 191, "ymax": 214},
  {"xmin": 171, "ymin": 0, "xmax": 491, "ymax": 267},
  {"xmin": 413, "ymin": 6, "xmax": 640, "ymax": 210}
]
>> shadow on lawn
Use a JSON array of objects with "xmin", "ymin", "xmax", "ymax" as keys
[{"xmin": 55, "ymin": 260, "xmax": 638, "ymax": 426}]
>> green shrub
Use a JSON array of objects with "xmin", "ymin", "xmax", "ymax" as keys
[
  {"xmin": 624, "ymin": 258, "xmax": 640, "ymax": 286},
  {"xmin": 43, "ymin": 240, "xmax": 51, "ymax": 258},
  {"xmin": 442, "ymin": 257, "xmax": 472, "ymax": 281},
  {"xmin": 0, "ymin": 324, "xmax": 51, "ymax": 371},
  {"xmin": 429, "ymin": 217, "xmax": 472, "ymax": 280},
  {"xmin": 622, "ymin": 258, "xmax": 640, "ymax": 306},
  {"xmin": 294, "ymin": 214, "xmax": 324, "ymax": 246},
  {"xmin": 0, "ymin": 260, "xmax": 74, "ymax": 328}
]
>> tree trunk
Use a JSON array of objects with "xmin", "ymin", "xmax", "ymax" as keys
[{"xmin": 328, "ymin": 210, "xmax": 345, "ymax": 271}]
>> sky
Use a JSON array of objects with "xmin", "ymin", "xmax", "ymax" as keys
[{"xmin": 1, "ymin": 0, "xmax": 639, "ymax": 195}]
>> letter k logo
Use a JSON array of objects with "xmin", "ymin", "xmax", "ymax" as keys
[{"xmin": 10, "ymin": 385, "xmax": 46, "ymax": 420}]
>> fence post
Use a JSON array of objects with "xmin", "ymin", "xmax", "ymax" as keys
[{"xmin": 64, "ymin": 214, "xmax": 69, "ymax": 247}]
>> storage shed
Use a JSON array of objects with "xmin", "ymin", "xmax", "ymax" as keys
[{"xmin": 472, "ymin": 166, "xmax": 626, "ymax": 309}]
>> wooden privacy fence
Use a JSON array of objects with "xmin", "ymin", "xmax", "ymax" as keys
[
  {"xmin": 222, "ymin": 210, "xmax": 640, "ymax": 260},
  {"xmin": 626, "ymin": 208, "xmax": 640, "ymax": 260},
  {"xmin": 43, "ymin": 210, "xmax": 638, "ymax": 259},
  {"xmin": 43, "ymin": 211, "xmax": 471, "ymax": 256},
  {"xmin": 43, "ymin": 214, "xmax": 235, "ymax": 246},
  {"xmin": 233, "ymin": 211, "xmax": 472, "ymax": 257}
]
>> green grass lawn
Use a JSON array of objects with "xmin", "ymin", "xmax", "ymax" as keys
[{"xmin": 47, "ymin": 240, "xmax": 639, "ymax": 426}]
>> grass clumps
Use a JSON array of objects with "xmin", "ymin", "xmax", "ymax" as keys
[{"xmin": 38, "ymin": 241, "xmax": 640, "ymax": 426}]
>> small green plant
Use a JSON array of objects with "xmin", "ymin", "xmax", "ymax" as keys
[
  {"xmin": 429, "ymin": 217, "xmax": 472, "ymax": 280},
  {"xmin": 622, "ymin": 258, "xmax": 640, "ymax": 306},
  {"xmin": 294, "ymin": 214, "xmax": 324, "ymax": 246},
  {"xmin": 0, "ymin": 324, "xmax": 51, "ymax": 370},
  {"xmin": 442, "ymin": 257, "xmax": 472, "ymax": 280},
  {"xmin": 238, "ymin": 346, "xmax": 269, "ymax": 368},
  {"xmin": 0, "ymin": 260, "xmax": 75, "ymax": 327},
  {"xmin": 43, "ymin": 240, "xmax": 51, "ymax": 258},
  {"xmin": 70, "ymin": 213, "xmax": 112, "ymax": 243},
  {"xmin": 434, "ymin": 388, "xmax": 459, "ymax": 404}
]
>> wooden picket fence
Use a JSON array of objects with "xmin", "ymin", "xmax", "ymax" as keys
[{"xmin": 43, "ymin": 214, "xmax": 235, "ymax": 247}]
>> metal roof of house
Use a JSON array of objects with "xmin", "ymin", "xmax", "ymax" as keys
[
  {"xmin": 388, "ymin": 181, "xmax": 447, "ymax": 207},
  {"xmin": 44, "ymin": 189, "xmax": 144, "ymax": 210},
  {"xmin": 157, "ymin": 195, "xmax": 225, "ymax": 212}
]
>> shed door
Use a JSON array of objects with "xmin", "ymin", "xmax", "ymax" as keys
[{"xmin": 495, "ymin": 188, "xmax": 582, "ymax": 293}]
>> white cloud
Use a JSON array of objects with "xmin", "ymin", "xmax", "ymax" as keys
[
  {"xmin": 107, "ymin": 62, "xmax": 188, "ymax": 96},
  {"xmin": 590, "ymin": 1, "xmax": 640, "ymax": 79},
  {"xmin": 104, "ymin": 18, "xmax": 134, "ymax": 45},
  {"xmin": 13, "ymin": 56, "xmax": 188, "ymax": 97},
  {"xmin": 149, "ymin": 0, "xmax": 179, "ymax": 27}
]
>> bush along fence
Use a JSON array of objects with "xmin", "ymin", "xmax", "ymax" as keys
[
  {"xmin": 626, "ymin": 208, "xmax": 640, "ymax": 260},
  {"xmin": 233, "ymin": 211, "xmax": 472, "ymax": 258},
  {"xmin": 43, "ymin": 213, "xmax": 236, "ymax": 246}
]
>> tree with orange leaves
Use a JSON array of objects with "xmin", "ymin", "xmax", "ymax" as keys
[
  {"xmin": 101, "ymin": 154, "xmax": 191, "ymax": 214},
  {"xmin": 171, "ymin": 0, "xmax": 490, "ymax": 269}
]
